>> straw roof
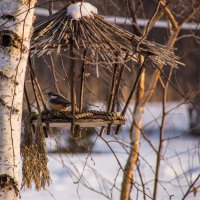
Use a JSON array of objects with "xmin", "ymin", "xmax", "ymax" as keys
[{"xmin": 31, "ymin": 2, "xmax": 182, "ymax": 68}]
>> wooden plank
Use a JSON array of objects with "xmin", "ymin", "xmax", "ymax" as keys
[{"xmin": 32, "ymin": 119, "xmax": 125, "ymax": 128}]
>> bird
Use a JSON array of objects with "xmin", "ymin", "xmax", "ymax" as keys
[{"xmin": 45, "ymin": 92, "xmax": 72, "ymax": 111}]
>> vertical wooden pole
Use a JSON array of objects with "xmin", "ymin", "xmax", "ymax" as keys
[
  {"xmin": 115, "ymin": 57, "xmax": 147, "ymax": 135},
  {"xmin": 111, "ymin": 53, "xmax": 129, "ymax": 113},
  {"xmin": 70, "ymin": 41, "xmax": 76, "ymax": 134},
  {"xmin": 108, "ymin": 60, "xmax": 119, "ymax": 112},
  {"xmin": 79, "ymin": 49, "xmax": 87, "ymax": 111},
  {"xmin": 100, "ymin": 58, "xmax": 118, "ymax": 136},
  {"xmin": 111, "ymin": 64, "xmax": 124, "ymax": 112},
  {"xmin": 24, "ymin": 85, "xmax": 31, "ymax": 113}
]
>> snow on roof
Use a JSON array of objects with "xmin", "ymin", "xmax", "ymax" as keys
[{"xmin": 67, "ymin": 2, "xmax": 97, "ymax": 20}]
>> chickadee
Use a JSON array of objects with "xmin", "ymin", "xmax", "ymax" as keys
[{"xmin": 46, "ymin": 92, "xmax": 71, "ymax": 111}]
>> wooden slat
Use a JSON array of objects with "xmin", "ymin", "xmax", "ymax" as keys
[{"xmin": 32, "ymin": 119, "xmax": 125, "ymax": 128}]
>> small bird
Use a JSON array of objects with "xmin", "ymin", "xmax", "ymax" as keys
[{"xmin": 46, "ymin": 92, "xmax": 71, "ymax": 111}]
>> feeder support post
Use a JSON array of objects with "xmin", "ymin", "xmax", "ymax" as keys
[
  {"xmin": 0, "ymin": 0, "xmax": 36, "ymax": 199},
  {"xmin": 70, "ymin": 40, "xmax": 76, "ymax": 134}
]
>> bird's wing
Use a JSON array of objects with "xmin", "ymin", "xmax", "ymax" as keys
[{"xmin": 50, "ymin": 98, "xmax": 71, "ymax": 107}]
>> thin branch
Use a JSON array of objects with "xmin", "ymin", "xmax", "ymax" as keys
[{"xmin": 181, "ymin": 174, "xmax": 200, "ymax": 200}]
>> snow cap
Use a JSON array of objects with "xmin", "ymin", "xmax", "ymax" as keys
[{"xmin": 67, "ymin": 2, "xmax": 98, "ymax": 20}]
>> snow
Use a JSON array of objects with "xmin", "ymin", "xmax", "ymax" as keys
[
  {"xmin": 21, "ymin": 102, "xmax": 200, "ymax": 200},
  {"xmin": 67, "ymin": 2, "xmax": 97, "ymax": 20}
]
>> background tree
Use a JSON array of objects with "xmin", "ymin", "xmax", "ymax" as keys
[{"xmin": 120, "ymin": 1, "xmax": 200, "ymax": 200}]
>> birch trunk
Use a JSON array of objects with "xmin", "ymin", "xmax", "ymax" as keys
[{"xmin": 0, "ymin": 0, "xmax": 36, "ymax": 199}]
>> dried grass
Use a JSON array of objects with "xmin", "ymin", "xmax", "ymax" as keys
[{"xmin": 21, "ymin": 115, "xmax": 51, "ymax": 190}]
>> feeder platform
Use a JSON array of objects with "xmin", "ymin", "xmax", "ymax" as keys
[{"xmin": 32, "ymin": 110, "xmax": 126, "ymax": 128}]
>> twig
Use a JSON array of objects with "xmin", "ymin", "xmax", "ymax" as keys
[
  {"xmin": 135, "ymin": 0, "xmax": 162, "ymax": 52},
  {"xmin": 152, "ymin": 67, "xmax": 173, "ymax": 200},
  {"xmin": 49, "ymin": 54, "xmax": 62, "ymax": 95},
  {"xmin": 30, "ymin": 71, "xmax": 41, "ymax": 113},
  {"xmin": 48, "ymin": 1, "xmax": 53, "ymax": 16},
  {"xmin": 59, "ymin": 54, "xmax": 70, "ymax": 95},
  {"xmin": 136, "ymin": 161, "xmax": 147, "ymax": 200},
  {"xmin": 115, "ymin": 56, "xmax": 147, "ymax": 134},
  {"xmin": 181, "ymin": 174, "xmax": 200, "ymax": 200},
  {"xmin": 29, "ymin": 57, "xmax": 46, "ymax": 110},
  {"xmin": 111, "ymin": 54, "xmax": 129, "ymax": 112}
]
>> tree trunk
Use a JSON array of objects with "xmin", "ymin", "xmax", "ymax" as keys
[
  {"xmin": 0, "ymin": 1, "xmax": 36, "ymax": 199},
  {"xmin": 120, "ymin": 30, "xmax": 180, "ymax": 200}
]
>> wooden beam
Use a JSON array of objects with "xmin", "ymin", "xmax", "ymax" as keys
[{"xmin": 32, "ymin": 119, "xmax": 125, "ymax": 128}]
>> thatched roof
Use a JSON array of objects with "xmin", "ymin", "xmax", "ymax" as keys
[{"xmin": 31, "ymin": 2, "xmax": 182, "ymax": 68}]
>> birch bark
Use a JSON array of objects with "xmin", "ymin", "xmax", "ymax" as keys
[{"xmin": 0, "ymin": 0, "xmax": 36, "ymax": 199}]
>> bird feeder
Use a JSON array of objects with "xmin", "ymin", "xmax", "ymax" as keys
[{"xmin": 27, "ymin": 1, "xmax": 182, "ymax": 135}]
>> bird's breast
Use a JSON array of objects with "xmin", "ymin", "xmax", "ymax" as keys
[{"xmin": 47, "ymin": 102, "xmax": 70, "ymax": 111}]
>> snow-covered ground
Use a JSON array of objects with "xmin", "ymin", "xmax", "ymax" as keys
[{"xmin": 21, "ymin": 102, "xmax": 200, "ymax": 200}]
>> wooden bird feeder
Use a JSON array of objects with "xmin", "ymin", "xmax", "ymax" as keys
[{"xmin": 26, "ymin": 1, "xmax": 182, "ymax": 135}]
